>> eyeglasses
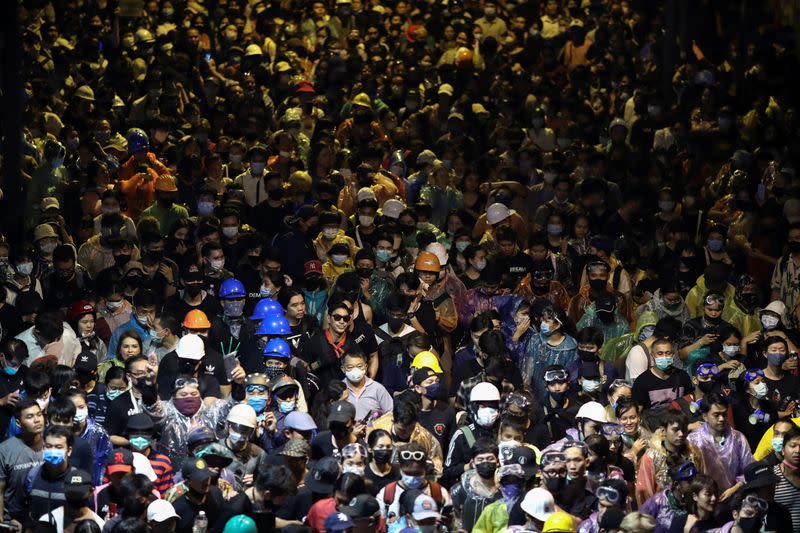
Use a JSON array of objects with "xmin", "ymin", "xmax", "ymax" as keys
[
  {"xmin": 696, "ymin": 363, "xmax": 719, "ymax": 377},
  {"xmin": 674, "ymin": 461, "xmax": 698, "ymax": 481},
  {"xmin": 174, "ymin": 377, "xmax": 199, "ymax": 390},
  {"xmin": 744, "ymin": 368, "xmax": 765, "ymax": 382},
  {"xmin": 742, "ymin": 494, "xmax": 768, "ymax": 513},
  {"xmin": 601, "ymin": 424, "xmax": 624, "ymax": 436},
  {"xmin": 596, "ymin": 486, "xmax": 622, "ymax": 503},
  {"xmin": 544, "ymin": 369, "xmax": 569, "ymax": 383},
  {"xmin": 331, "ymin": 314, "xmax": 351, "ymax": 322},
  {"xmin": 245, "ymin": 385, "xmax": 268, "ymax": 394},
  {"xmin": 399, "ymin": 450, "xmax": 426, "ymax": 462},
  {"xmin": 704, "ymin": 294, "xmax": 725, "ymax": 306}
]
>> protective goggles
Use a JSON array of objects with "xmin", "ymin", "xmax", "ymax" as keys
[
  {"xmin": 341, "ymin": 443, "xmax": 368, "ymax": 459},
  {"xmin": 245, "ymin": 384, "xmax": 269, "ymax": 394},
  {"xmin": 696, "ymin": 363, "xmax": 719, "ymax": 377},
  {"xmin": 561, "ymin": 440, "xmax": 589, "ymax": 455},
  {"xmin": 544, "ymin": 368, "xmax": 569, "ymax": 383},
  {"xmin": 608, "ymin": 379, "xmax": 632, "ymax": 391},
  {"xmin": 744, "ymin": 368, "xmax": 765, "ymax": 383},
  {"xmin": 703, "ymin": 294, "xmax": 725, "ymax": 306},
  {"xmin": 601, "ymin": 424, "xmax": 625, "ymax": 436},
  {"xmin": 586, "ymin": 260, "xmax": 611, "ymax": 273},
  {"xmin": 533, "ymin": 270, "xmax": 554, "ymax": 281},
  {"xmin": 540, "ymin": 451, "xmax": 566, "ymax": 467},
  {"xmin": 596, "ymin": 486, "xmax": 622, "ymax": 503},
  {"xmin": 173, "ymin": 377, "xmax": 199, "ymax": 391},
  {"xmin": 742, "ymin": 494, "xmax": 768, "ymax": 513},
  {"xmin": 674, "ymin": 461, "xmax": 698, "ymax": 481}
]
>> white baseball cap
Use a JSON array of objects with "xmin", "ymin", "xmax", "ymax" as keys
[
  {"xmin": 382, "ymin": 198, "xmax": 406, "ymax": 219},
  {"xmin": 411, "ymin": 494, "xmax": 441, "ymax": 521},
  {"xmin": 147, "ymin": 499, "xmax": 178, "ymax": 522}
]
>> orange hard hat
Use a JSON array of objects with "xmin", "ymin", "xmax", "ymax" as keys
[
  {"xmin": 455, "ymin": 47, "xmax": 473, "ymax": 69},
  {"xmin": 414, "ymin": 251, "xmax": 441, "ymax": 273},
  {"xmin": 183, "ymin": 309, "xmax": 211, "ymax": 329}
]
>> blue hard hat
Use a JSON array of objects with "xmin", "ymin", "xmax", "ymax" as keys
[
  {"xmin": 126, "ymin": 128, "xmax": 150, "ymax": 154},
  {"xmin": 219, "ymin": 278, "xmax": 247, "ymax": 299},
  {"xmin": 256, "ymin": 314, "xmax": 291, "ymax": 335},
  {"xmin": 262, "ymin": 338, "xmax": 291, "ymax": 359},
  {"xmin": 249, "ymin": 298, "xmax": 284, "ymax": 321}
]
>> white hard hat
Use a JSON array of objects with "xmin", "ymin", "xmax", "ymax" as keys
[
  {"xmin": 382, "ymin": 198, "xmax": 406, "ymax": 219},
  {"xmin": 135, "ymin": 28, "xmax": 155, "ymax": 44},
  {"xmin": 176, "ymin": 334, "xmax": 205, "ymax": 361},
  {"xmin": 470, "ymin": 382, "xmax": 501, "ymax": 402},
  {"xmin": 520, "ymin": 488, "xmax": 555, "ymax": 522},
  {"xmin": 425, "ymin": 242, "xmax": 448, "ymax": 266},
  {"xmin": 575, "ymin": 401, "xmax": 608, "ymax": 424},
  {"xmin": 227, "ymin": 403, "xmax": 257, "ymax": 428},
  {"xmin": 486, "ymin": 203, "xmax": 511, "ymax": 225}
]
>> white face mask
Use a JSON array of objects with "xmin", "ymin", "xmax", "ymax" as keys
[
  {"xmin": 229, "ymin": 154, "xmax": 243, "ymax": 165},
  {"xmin": 358, "ymin": 215, "xmax": 374, "ymax": 227},
  {"xmin": 331, "ymin": 254, "xmax": 348, "ymax": 266},
  {"xmin": 722, "ymin": 345, "xmax": 740, "ymax": 357},
  {"xmin": 475, "ymin": 406, "xmax": 499, "ymax": 427},
  {"xmin": 762, "ymin": 315, "xmax": 779, "ymax": 330},
  {"xmin": 342, "ymin": 465, "xmax": 365, "ymax": 475},
  {"xmin": 581, "ymin": 379, "xmax": 601, "ymax": 393},
  {"xmin": 753, "ymin": 381, "xmax": 768, "ymax": 399},
  {"xmin": 16, "ymin": 262, "xmax": 33, "ymax": 276},
  {"xmin": 222, "ymin": 226, "xmax": 239, "ymax": 238},
  {"xmin": 474, "ymin": 259, "xmax": 487, "ymax": 271},
  {"xmin": 345, "ymin": 368, "xmax": 366, "ymax": 382},
  {"xmin": 323, "ymin": 228, "xmax": 338, "ymax": 240},
  {"xmin": 209, "ymin": 259, "xmax": 225, "ymax": 271}
]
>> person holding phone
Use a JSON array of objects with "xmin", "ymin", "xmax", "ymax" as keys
[
  {"xmin": 679, "ymin": 293, "xmax": 733, "ymax": 371},
  {"xmin": 0, "ymin": 339, "xmax": 27, "ymax": 440}
]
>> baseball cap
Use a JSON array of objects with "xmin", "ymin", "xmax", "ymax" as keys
[
  {"xmin": 744, "ymin": 462, "xmax": 780, "ymax": 489},
  {"xmin": 155, "ymin": 175, "xmax": 178, "ymax": 192},
  {"xmin": 74, "ymin": 350, "xmax": 98, "ymax": 373},
  {"xmin": 327, "ymin": 401, "xmax": 356, "ymax": 424},
  {"xmin": 33, "ymin": 224, "xmax": 58, "ymax": 242},
  {"xmin": 341, "ymin": 494, "xmax": 381, "ymax": 519},
  {"xmin": 323, "ymin": 512, "xmax": 353, "ymax": 532},
  {"xmin": 147, "ymin": 499, "xmax": 179, "ymax": 523},
  {"xmin": 412, "ymin": 367, "xmax": 438, "ymax": 386},
  {"xmin": 284, "ymin": 411, "xmax": 318, "ymax": 431},
  {"xmin": 183, "ymin": 458, "xmax": 214, "ymax": 483},
  {"xmin": 416, "ymin": 150, "xmax": 437, "ymax": 166},
  {"xmin": 279, "ymin": 438, "xmax": 311, "ymax": 458},
  {"xmin": 305, "ymin": 456, "xmax": 340, "ymax": 493},
  {"xmin": 106, "ymin": 448, "xmax": 134, "ymax": 474},
  {"xmin": 499, "ymin": 463, "xmax": 526, "ymax": 481},
  {"xmin": 520, "ymin": 488, "xmax": 555, "ymax": 522},
  {"xmin": 509, "ymin": 446, "xmax": 537, "ymax": 479},
  {"xmin": 187, "ymin": 426, "xmax": 217, "ymax": 449},
  {"xmin": 411, "ymin": 494, "xmax": 441, "ymax": 521},
  {"xmin": 41, "ymin": 197, "xmax": 60, "ymax": 212},
  {"xmin": 296, "ymin": 81, "xmax": 316, "ymax": 94},
  {"xmin": 437, "ymin": 83, "xmax": 454, "ymax": 96},
  {"xmin": 595, "ymin": 292, "xmax": 616, "ymax": 313},
  {"xmin": 126, "ymin": 413, "xmax": 155, "ymax": 432},
  {"xmin": 357, "ymin": 187, "xmax": 377, "ymax": 202},
  {"xmin": 64, "ymin": 469, "xmax": 93, "ymax": 493},
  {"xmin": 304, "ymin": 260, "xmax": 323, "ymax": 277}
]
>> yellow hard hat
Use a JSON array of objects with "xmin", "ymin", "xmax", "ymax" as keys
[
  {"xmin": 411, "ymin": 351, "xmax": 442, "ymax": 373},
  {"xmin": 352, "ymin": 92, "xmax": 373, "ymax": 109},
  {"xmin": 542, "ymin": 512, "xmax": 575, "ymax": 533}
]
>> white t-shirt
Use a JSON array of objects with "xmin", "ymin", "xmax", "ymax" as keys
[
  {"xmin": 625, "ymin": 344, "xmax": 649, "ymax": 381},
  {"xmin": 38, "ymin": 506, "xmax": 105, "ymax": 533}
]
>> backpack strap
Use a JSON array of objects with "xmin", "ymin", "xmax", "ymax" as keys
[
  {"xmin": 612, "ymin": 265, "xmax": 622, "ymax": 291},
  {"xmin": 432, "ymin": 292, "xmax": 450, "ymax": 307},
  {"xmin": 383, "ymin": 482, "xmax": 397, "ymax": 506},
  {"xmin": 461, "ymin": 425, "xmax": 476, "ymax": 449},
  {"xmin": 374, "ymin": 327, "xmax": 392, "ymax": 343},
  {"xmin": 429, "ymin": 481, "xmax": 444, "ymax": 507}
]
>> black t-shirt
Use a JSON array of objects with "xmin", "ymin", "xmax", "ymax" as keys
[
  {"xmin": 310, "ymin": 431, "xmax": 367, "ymax": 461},
  {"xmin": 364, "ymin": 463, "xmax": 400, "ymax": 496},
  {"xmin": 275, "ymin": 485, "xmax": 315, "ymax": 520},
  {"xmin": 495, "ymin": 251, "xmax": 535, "ymax": 289},
  {"xmin": 632, "ymin": 369, "xmax": 693, "ymax": 410},
  {"xmin": 105, "ymin": 390, "xmax": 141, "ymax": 437},
  {"xmin": 162, "ymin": 293, "xmax": 221, "ymax": 324},
  {"xmin": 172, "ymin": 486, "xmax": 251, "ymax": 533},
  {"xmin": 298, "ymin": 331, "xmax": 357, "ymax": 384},
  {"xmin": 764, "ymin": 372, "xmax": 800, "ymax": 409},
  {"xmin": 418, "ymin": 401, "xmax": 457, "ymax": 451},
  {"xmin": 157, "ymin": 349, "xmax": 227, "ymax": 400},
  {"xmin": 251, "ymin": 201, "xmax": 293, "ymax": 240},
  {"xmin": 0, "ymin": 368, "xmax": 26, "ymax": 440}
]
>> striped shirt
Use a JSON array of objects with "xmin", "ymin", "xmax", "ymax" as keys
[
  {"xmin": 146, "ymin": 451, "xmax": 174, "ymax": 495},
  {"xmin": 772, "ymin": 464, "xmax": 800, "ymax": 528}
]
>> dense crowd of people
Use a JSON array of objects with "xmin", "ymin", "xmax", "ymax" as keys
[{"xmin": 2, "ymin": 0, "xmax": 800, "ymax": 532}]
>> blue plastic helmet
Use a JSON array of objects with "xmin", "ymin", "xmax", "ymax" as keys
[
  {"xmin": 126, "ymin": 128, "xmax": 150, "ymax": 154},
  {"xmin": 256, "ymin": 314, "xmax": 291, "ymax": 335},
  {"xmin": 262, "ymin": 338, "xmax": 292, "ymax": 359},
  {"xmin": 219, "ymin": 278, "xmax": 247, "ymax": 299},
  {"xmin": 249, "ymin": 298, "xmax": 283, "ymax": 320}
]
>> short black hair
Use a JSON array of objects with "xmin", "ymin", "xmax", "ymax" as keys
[
  {"xmin": 471, "ymin": 438, "xmax": 499, "ymax": 459},
  {"xmin": 393, "ymin": 398, "xmax": 419, "ymax": 426},
  {"xmin": 43, "ymin": 423, "xmax": 74, "ymax": 447},
  {"xmin": 254, "ymin": 464, "xmax": 298, "ymax": 497},
  {"xmin": 699, "ymin": 392, "xmax": 728, "ymax": 413},
  {"xmin": 35, "ymin": 310, "xmax": 64, "ymax": 344},
  {"xmin": 48, "ymin": 395, "xmax": 76, "ymax": 423}
]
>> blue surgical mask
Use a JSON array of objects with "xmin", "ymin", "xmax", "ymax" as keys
[
  {"xmin": 654, "ymin": 357, "xmax": 672, "ymax": 371},
  {"xmin": 43, "ymin": 449, "xmax": 66, "ymax": 466},
  {"xmin": 247, "ymin": 397, "xmax": 268, "ymax": 413},
  {"xmin": 401, "ymin": 473, "xmax": 424, "ymax": 489},
  {"xmin": 773, "ymin": 436, "xmax": 784, "ymax": 454},
  {"xmin": 4, "ymin": 366, "xmax": 18, "ymax": 376},
  {"xmin": 278, "ymin": 400, "xmax": 296, "ymax": 414},
  {"xmin": 540, "ymin": 322, "xmax": 552, "ymax": 336},
  {"xmin": 375, "ymin": 249, "xmax": 392, "ymax": 263},
  {"xmin": 107, "ymin": 388, "xmax": 125, "ymax": 401},
  {"xmin": 455, "ymin": 241, "xmax": 470, "ymax": 253},
  {"xmin": 707, "ymin": 239, "xmax": 724, "ymax": 252},
  {"xmin": 129, "ymin": 436, "xmax": 151, "ymax": 451},
  {"xmin": 424, "ymin": 382, "xmax": 442, "ymax": 400}
]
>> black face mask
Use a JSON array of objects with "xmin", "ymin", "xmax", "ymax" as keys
[
  {"xmin": 544, "ymin": 476, "xmax": 565, "ymax": 493},
  {"xmin": 65, "ymin": 492, "xmax": 88, "ymax": 508},
  {"xmin": 698, "ymin": 380, "xmax": 714, "ymax": 394},
  {"xmin": 268, "ymin": 188, "xmax": 284, "ymax": 200},
  {"xmin": 739, "ymin": 293, "xmax": 758, "ymax": 308},
  {"xmin": 400, "ymin": 224, "xmax": 415, "ymax": 235},
  {"xmin": 357, "ymin": 267, "xmax": 374, "ymax": 279},
  {"xmin": 705, "ymin": 315, "xmax": 722, "ymax": 325},
  {"xmin": 578, "ymin": 349, "xmax": 597, "ymax": 362},
  {"xmin": 373, "ymin": 449, "xmax": 392, "ymax": 465},
  {"xmin": 597, "ymin": 310, "xmax": 615, "ymax": 324},
  {"xmin": 180, "ymin": 359, "xmax": 200, "ymax": 375},
  {"xmin": 145, "ymin": 250, "xmax": 163, "ymax": 262},
  {"xmin": 789, "ymin": 241, "xmax": 800, "ymax": 254},
  {"xmin": 77, "ymin": 370, "xmax": 96, "ymax": 386},
  {"xmin": 185, "ymin": 284, "xmax": 203, "ymax": 297},
  {"xmin": 125, "ymin": 276, "xmax": 142, "ymax": 288},
  {"xmin": 476, "ymin": 462, "xmax": 498, "ymax": 479},
  {"xmin": 388, "ymin": 317, "xmax": 405, "ymax": 332},
  {"xmin": 736, "ymin": 517, "xmax": 762, "ymax": 533},
  {"xmin": 533, "ymin": 283, "xmax": 550, "ymax": 295},
  {"xmin": 589, "ymin": 279, "xmax": 607, "ymax": 293},
  {"xmin": 115, "ymin": 254, "xmax": 132, "ymax": 266},
  {"xmin": 188, "ymin": 486, "xmax": 207, "ymax": 501},
  {"xmin": 329, "ymin": 423, "xmax": 351, "ymax": 440}
]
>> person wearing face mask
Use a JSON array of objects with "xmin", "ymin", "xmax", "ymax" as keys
[
  {"xmin": 632, "ymin": 338, "xmax": 693, "ymax": 411},
  {"xmin": 139, "ymin": 175, "xmax": 189, "ymax": 232},
  {"xmin": 41, "ymin": 245, "xmax": 92, "ymax": 311},
  {"xmin": 322, "ymin": 243, "xmax": 355, "ymax": 289},
  {"xmin": 450, "ymin": 439, "xmax": 501, "ymax": 531},
  {"xmin": 377, "ymin": 443, "xmax": 452, "ymax": 523},
  {"xmin": 568, "ymin": 260, "xmax": 630, "ymax": 327},
  {"xmin": 442, "ymin": 382, "xmax": 501, "ymax": 488},
  {"xmin": 67, "ymin": 301, "xmax": 107, "ymax": 363},
  {"xmin": 104, "ymin": 355, "xmax": 160, "ymax": 447},
  {"xmin": 729, "ymin": 368, "xmax": 778, "ymax": 450},
  {"xmin": 679, "ymin": 293, "xmax": 734, "ymax": 367},
  {"xmin": 525, "ymin": 306, "xmax": 578, "ymax": 404},
  {"xmin": 459, "ymin": 244, "xmax": 489, "ymax": 290},
  {"xmin": 310, "ymin": 400, "xmax": 366, "ymax": 461},
  {"xmin": 3, "ymin": 245, "xmax": 43, "ymax": 308},
  {"xmin": 233, "ymin": 145, "xmax": 270, "ymax": 208},
  {"xmin": 0, "ymin": 339, "xmax": 28, "ymax": 439},
  {"xmin": 125, "ymin": 413, "xmax": 174, "ymax": 496},
  {"xmin": 25, "ymin": 425, "xmax": 80, "ymax": 525},
  {"xmin": 200, "ymin": 243, "xmax": 233, "ymax": 297},
  {"xmin": 341, "ymin": 350, "xmax": 393, "ymax": 423},
  {"xmin": 713, "ymin": 490, "xmax": 771, "ymax": 533},
  {"xmin": 576, "ymin": 293, "xmax": 630, "ymax": 344},
  {"xmin": 639, "ymin": 461, "xmax": 700, "ymax": 531},
  {"xmin": 163, "ymin": 265, "xmax": 221, "ymax": 323},
  {"xmin": 472, "ymin": 463, "xmax": 533, "ymax": 533},
  {"xmin": 685, "ymin": 263, "xmax": 735, "ymax": 319},
  {"xmin": 157, "ymin": 333, "xmax": 226, "ymax": 401},
  {"xmin": 222, "ymin": 404, "xmax": 263, "ymax": 487},
  {"xmin": 759, "ymin": 336, "xmax": 800, "ymax": 417},
  {"xmin": 411, "ymin": 367, "xmax": 455, "ymax": 451},
  {"xmin": 106, "ymin": 288, "xmax": 158, "ymax": 360},
  {"xmin": 250, "ymin": 172, "xmax": 294, "ymax": 238},
  {"xmin": 63, "ymin": 389, "xmax": 112, "ymax": 487},
  {"xmin": 458, "ymin": 264, "xmax": 515, "ymax": 329},
  {"xmin": 740, "ymin": 301, "xmax": 799, "ymax": 364},
  {"xmin": 210, "ymin": 278, "xmax": 251, "ymax": 354},
  {"xmin": 637, "ymin": 279, "xmax": 691, "ymax": 324},
  {"xmin": 722, "ymin": 275, "xmax": 762, "ymax": 338},
  {"xmin": 95, "ymin": 284, "xmax": 132, "ymax": 343},
  {"xmin": 37, "ymin": 467, "xmax": 104, "ymax": 533}
]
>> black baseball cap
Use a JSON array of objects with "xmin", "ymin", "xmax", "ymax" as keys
[
  {"xmin": 744, "ymin": 462, "xmax": 780, "ymax": 489},
  {"xmin": 64, "ymin": 469, "xmax": 93, "ymax": 494},
  {"xmin": 412, "ymin": 367, "xmax": 437, "ymax": 386},
  {"xmin": 126, "ymin": 413, "xmax": 155, "ymax": 432},
  {"xmin": 509, "ymin": 445, "xmax": 537, "ymax": 479},
  {"xmin": 183, "ymin": 458, "xmax": 213, "ymax": 483},
  {"xmin": 74, "ymin": 350, "xmax": 98, "ymax": 373},
  {"xmin": 327, "ymin": 401, "xmax": 356, "ymax": 424},
  {"xmin": 304, "ymin": 456, "xmax": 340, "ymax": 494},
  {"xmin": 341, "ymin": 494, "xmax": 381, "ymax": 519}
]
